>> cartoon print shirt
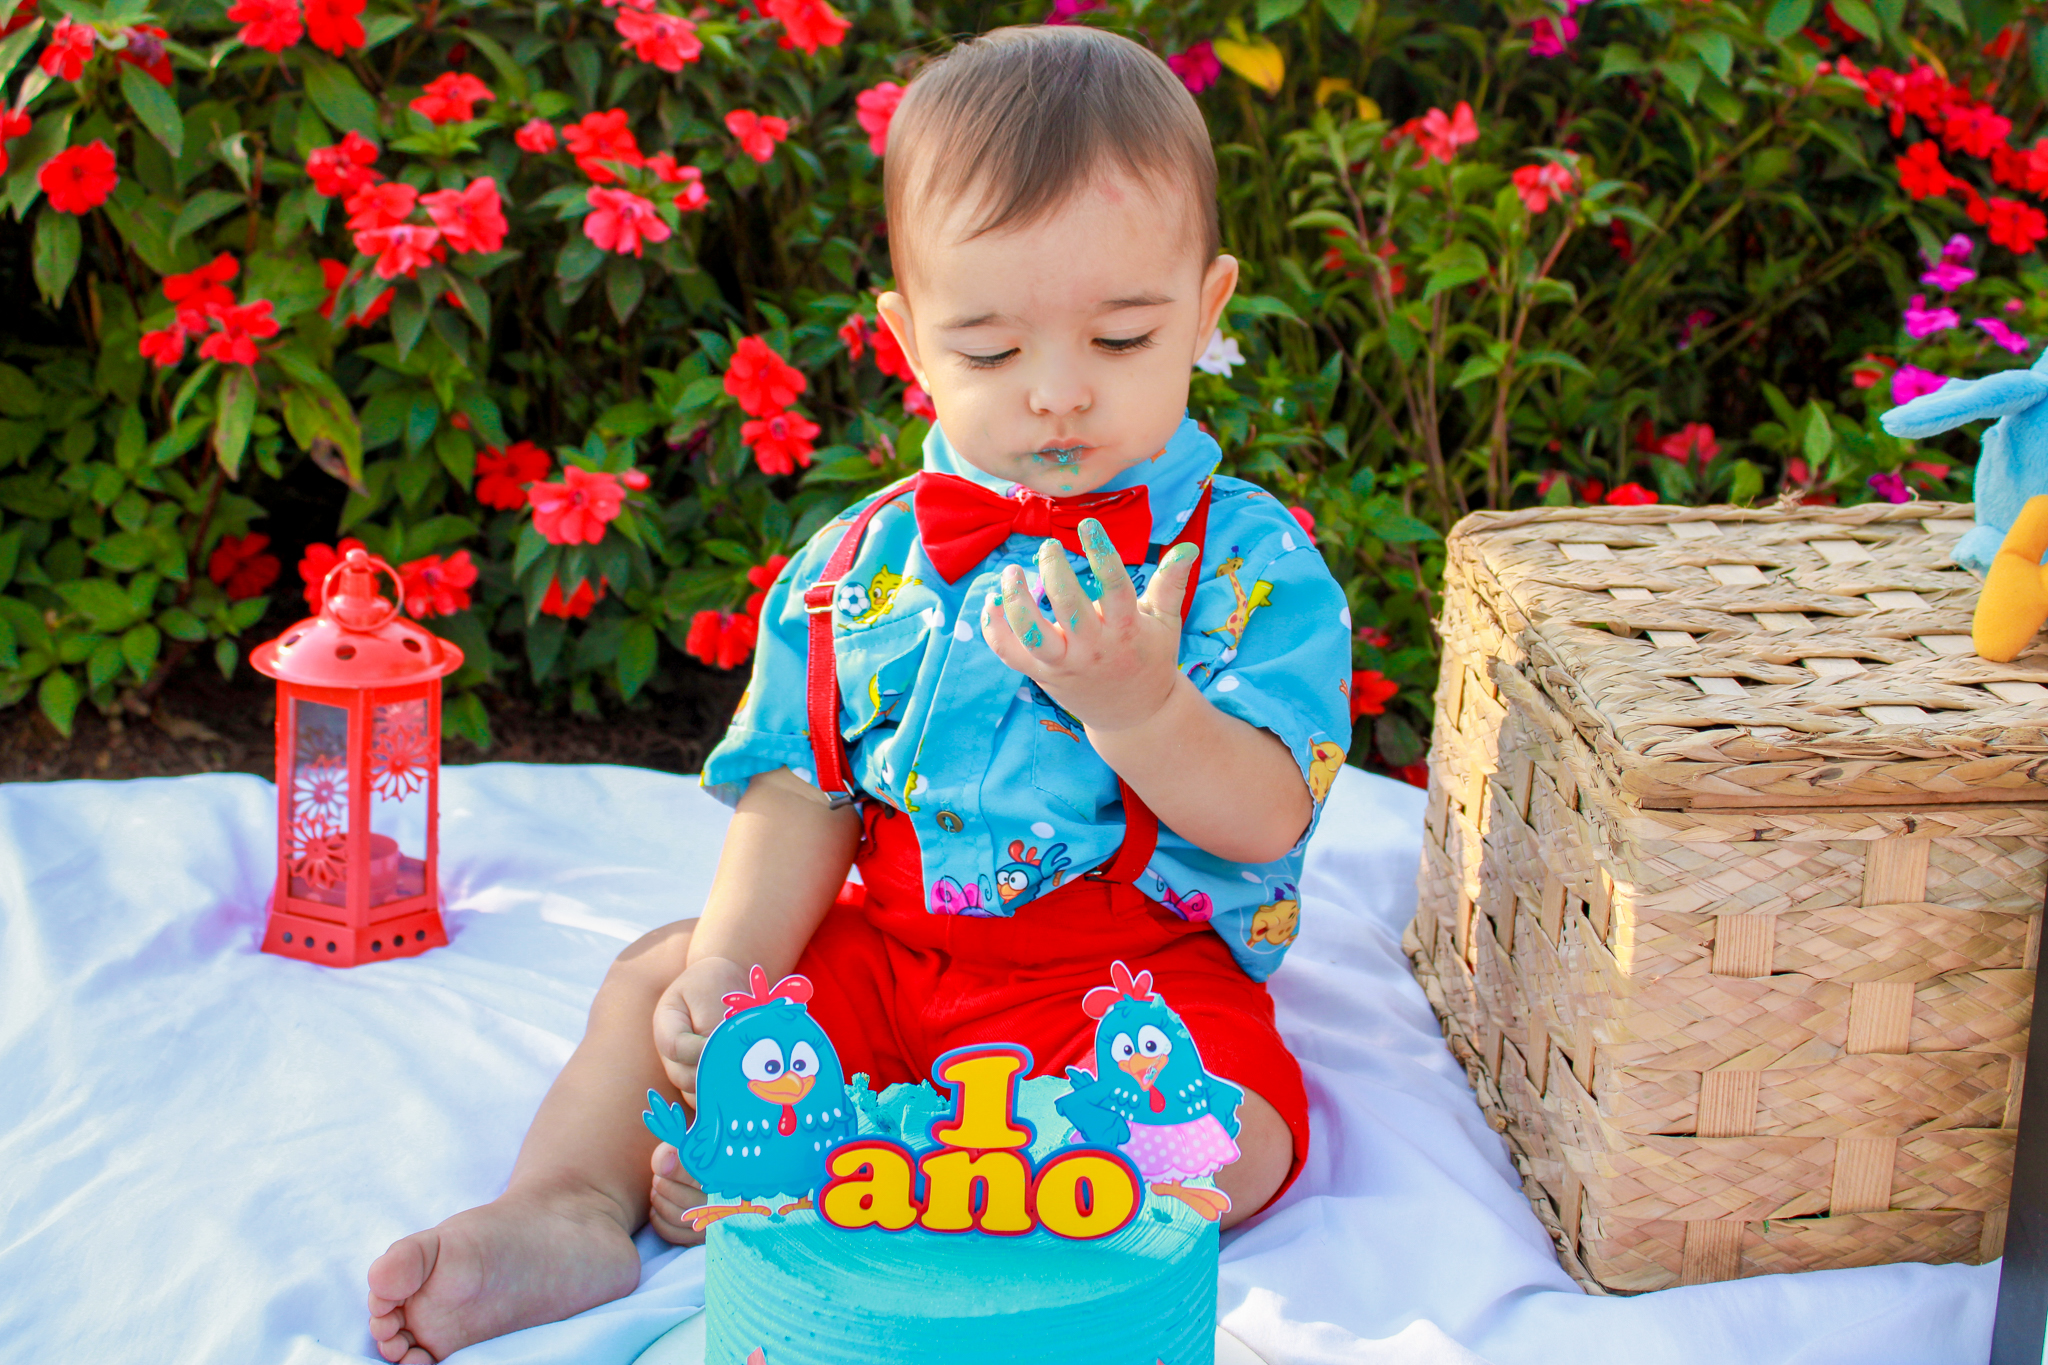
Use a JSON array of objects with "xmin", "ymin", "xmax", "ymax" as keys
[{"xmin": 700, "ymin": 414, "xmax": 1353, "ymax": 981}]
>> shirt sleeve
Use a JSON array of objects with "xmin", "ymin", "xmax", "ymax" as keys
[{"xmin": 1182, "ymin": 494, "xmax": 1354, "ymax": 851}]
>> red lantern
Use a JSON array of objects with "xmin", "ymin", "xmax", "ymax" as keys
[{"xmin": 250, "ymin": 548, "xmax": 464, "ymax": 966}]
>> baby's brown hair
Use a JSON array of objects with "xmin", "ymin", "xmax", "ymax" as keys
[{"xmin": 882, "ymin": 25, "xmax": 1221, "ymax": 287}]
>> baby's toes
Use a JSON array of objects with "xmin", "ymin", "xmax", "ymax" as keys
[{"xmin": 649, "ymin": 1174, "xmax": 707, "ymax": 1246}]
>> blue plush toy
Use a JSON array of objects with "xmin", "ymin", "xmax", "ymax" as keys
[{"xmin": 1880, "ymin": 349, "xmax": 2048, "ymax": 575}]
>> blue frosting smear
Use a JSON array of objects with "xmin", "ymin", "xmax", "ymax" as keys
[{"xmin": 703, "ymin": 1076, "xmax": 1219, "ymax": 1365}]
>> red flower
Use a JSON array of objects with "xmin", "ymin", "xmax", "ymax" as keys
[
  {"xmin": 398, "ymin": 550, "xmax": 477, "ymax": 618},
  {"xmin": 563, "ymin": 109, "xmax": 643, "ymax": 183},
  {"xmin": 227, "ymin": 0, "xmax": 303, "ymax": 53},
  {"xmin": 317, "ymin": 258, "xmax": 394, "ymax": 327},
  {"xmin": 1288, "ymin": 506, "xmax": 1318, "ymax": 543},
  {"xmin": 306, "ymin": 131, "xmax": 380, "ymax": 198},
  {"xmin": 724, "ymin": 336, "xmax": 807, "ymax": 417},
  {"xmin": 1412, "ymin": 102, "xmax": 1478, "ymax": 164},
  {"xmin": 39, "ymin": 18, "xmax": 96, "ymax": 80},
  {"xmin": 113, "ymin": 25, "xmax": 172, "ymax": 85},
  {"xmin": 1989, "ymin": 197, "xmax": 2048, "ymax": 254},
  {"xmin": 1511, "ymin": 161, "xmax": 1576, "ymax": 213},
  {"xmin": 868, "ymin": 319, "xmax": 914, "ymax": 382},
  {"xmin": 0, "ymin": 109, "xmax": 31, "ymax": 181},
  {"xmin": 475, "ymin": 440, "xmax": 551, "ymax": 510},
  {"xmin": 1396, "ymin": 762, "xmax": 1428, "ymax": 789},
  {"xmin": 198, "ymin": 299, "xmax": 281, "ymax": 365},
  {"xmin": 139, "ymin": 326, "xmax": 187, "ymax": 368},
  {"xmin": 1850, "ymin": 353, "xmax": 1897, "ymax": 389},
  {"xmin": 411, "ymin": 72, "xmax": 494, "ymax": 125},
  {"xmin": 726, "ymin": 109, "xmax": 790, "ymax": 164},
  {"xmin": 298, "ymin": 538, "xmax": 367, "ymax": 613},
  {"xmin": 902, "ymin": 385, "xmax": 935, "ymax": 422},
  {"xmin": 208, "ymin": 533, "xmax": 282, "ymax": 601},
  {"xmin": 1608, "ymin": 220, "xmax": 1634, "ymax": 261},
  {"xmin": 39, "ymin": 141, "xmax": 117, "ymax": 214},
  {"xmin": 355, "ymin": 224, "xmax": 442, "ymax": 280},
  {"xmin": 685, "ymin": 610, "xmax": 758, "ymax": 669},
  {"xmin": 1605, "ymin": 482, "xmax": 1657, "ymax": 506},
  {"xmin": 584, "ymin": 187, "xmax": 669, "ymax": 256},
  {"xmin": 838, "ymin": 315, "xmax": 867, "ymax": 360},
  {"xmin": 1896, "ymin": 141, "xmax": 1959, "ymax": 200},
  {"xmin": 164, "ymin": 252, "xmax": 239, "ymax": 311},
  {"xmin": 614, "ymin": 8, "xmax": 701, "ymax": 70},
  {"xmin": 304, "ymin": 0, "xmax": 364, "ymax": 53},
  {"xmin": 1656, "ymin": 422, "xmax": 1718, "ymax": 466},
  {"xmin": 1350, "ymin": 669, "xmax": 1397, "ymax": 720},
  {"xmin": 763, "ymin": 0, "xmax": 848, "ymax": 53},
  {"xmin": 540, "ymin": 576, "xmax": 605, "ymax": 618},
  {"xmin": 1356, "ymin": 626, "xmax": 1392, "ymax": 649},
  {"xmin": 741, "ymin": 410, "xmax": 821, "ymax": 475},
  {"xmin": 1940, "ymin": 102, "xmax": 2012, "ymax": 159},
  {"xmin": 515, "ymin": 119, "xmax": 557, "ymax": 154},
  {"xmin": 855, "ymin": 82, "xmax": 904, "ymax": 156},
  {"xmin": 421, "ymin": 177, "xmax": 507, "ymax": 254},
  {"xmin": 345, "ymin": 179, "xmax": 416, "ymax": 231},
  {"xmin": 744, "ymin": 554, "xmax": 791, "ymax": 619},
  {"xmin": 649, "ymin": 154, "xmax": 711, "ymax": 213},
  {"xmin": 528, "ymin": 466, "xmax": 628, "ymax": 545}
]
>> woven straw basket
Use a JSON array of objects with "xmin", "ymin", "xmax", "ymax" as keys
[{"xmin": 1407, "ymin": 501, "xmax": 2048, "ymax": 1293}]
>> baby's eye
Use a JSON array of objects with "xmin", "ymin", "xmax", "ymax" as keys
[
  {"xmin": 1097, "ymin": 333, "xmax": 1158, "ymax": 354},
  {"xmin": 961, "ymin": 349, "xmax": 1017, "ymax": 370}
]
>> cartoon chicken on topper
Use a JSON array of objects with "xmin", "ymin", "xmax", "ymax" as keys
[
  {"xmin": 1055, "ymin": 961, "xmax": 1245, "ymax": 1221},
  {"xmin": 642, "ymin": 966, "xmax": 854, "ymax": 1229}
]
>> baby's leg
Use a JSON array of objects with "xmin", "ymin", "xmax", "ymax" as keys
[
  {"xmin": 366, "ymin": 920, "xmax": 695, "ymax": 1364},
  {"xmin": 1215, "ymin": 1087, "xmax": 1290, "ymax": 1229}
]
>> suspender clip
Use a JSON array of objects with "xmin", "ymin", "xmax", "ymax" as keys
[{"xmin": 802, "ymin": 580, "xmax": 839, "ymax": 614}]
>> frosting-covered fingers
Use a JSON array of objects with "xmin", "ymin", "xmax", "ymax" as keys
[
  {"xmin": 1037, "ymin": 538, "xmax": 1097, "ymax": 637},
  {"xmin": 1079, "ymin": 518, "xmax": 1137, "ymax": 626},
  {"xmin": 998, "ymin": 563, "xmax": 1057, "ymax": 654}
]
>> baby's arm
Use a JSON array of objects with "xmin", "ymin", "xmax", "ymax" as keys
[{"xmin": 982, "ymin": 526, "xmax": 1311, "ymax": 865}]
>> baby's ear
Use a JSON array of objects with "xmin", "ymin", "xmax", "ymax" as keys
[{"xmin": 874, "ymin": 291, "xmax": 925, "ymax": 387}]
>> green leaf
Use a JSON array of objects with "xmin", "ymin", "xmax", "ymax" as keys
[
  {"xmin": 32, "ymin": 206, "xmax": 81, "ymax": 306},
  {"xmin": 617, "ymin": 619, "xmax": 657, "ymax": 699},
  {"xmin": 1923, "ymin": 0, "xmax": 1963, "ymax": 26},
  {"xmin": 1421, "ymin": 265, "xmax": 1485, "ymax": 302},
  {"xmin": 1451, "ymin": 355, "xmax": 1501, "ymax": 389},
  {"xmin": 459, "ymin": 29, "xmax": 530, "ymax": 100},
  {"xmin": 1365, "ymin": 504, "xmax": 1442, "ymax": 544},
  {"xmin": 1802, "ymin": 402, "xmax": 1834, "ymax": 463},
  {"xmin": 1519, "ymin": 349, "xmax": 1596, "ymax": 380},
  {"xmin": 1871, "ymin": 0, "xmax": 1904, "ymax": 40},
  {"xmin": 443, "ymin": 689, "xmax": 493, "ymax": 749},
  {"xmin": 1659, "ymin": 57, "xmax": 1705, "ymax": 105},
  {"xmin": 57, "ymin": 579, "xmax": 144, "ymax": 632},
  {"xmin": 90, "ymin": 531, "xmax": 156, "ymax": 572},
  {"xmin": 607, "ymin": 258, "xmax": 646, "ymax": 324},
  {"xmin": 302, "ymin": 57, "xmax": 381, "ymax": 138},
  {"xmin": 119, "ymin": 62, "xmax": 184, "ymax": 158},
  {"xmin": 213, "ymin": 365, "xmax": 257, "ymax": 479},
  {"xmin": 5, "ymin": 108, "xmax": 71, "ymax": 218},
  {"xmin": 38, "ymin": 668, "xmax": 80, "ymax": 737},
  {"xmin": 1684, "ymin": 30, "xmax": 1733, "ymax": 83},
  {"xmin": 1374, "ymin": 713, "xmax": 1426, "ymax": 766},
  {"xmin": 391, "ymin": 288, "xmax": 429, "ymax": 362},
  {"xmin": 2033, "ymin": 24, "xmax": 2048, "ymax": 99},
  {"xmin": 0, "ymin": 613, "xmax": 14, "ymax": 668},
  {"xmin": 1764, "ymin": 0, "xmax": 1813, "ymax": 43},
  {"xmin": 0, "ymin": 17, "xmax": 44, "ymax": 87},
  {"xmin": 1596, "ymin": 43, "xmax": 1649, "ymax": 79},
  {"xmin": 434, "ymin": 425, "xmax": 475, "ymax": 488},
  {"xmin": 1256, "ymin": 0, "xmax": 1307, "ymax": 28},
  {"xmin": 1318, "ymin": 0, "xmax": 1361, "ymax": 30},
  {"xmin": 215, "ymin": 638, "xmax": 238, "ymax": 680},
  {"xmin": 170, "ymin": 189, "xmax": 245, "ymax": 246},
  {"xmin": 1831, "ymin": 0, "xmax": 1880, "ymax": 42},
  {"xmin": 87, "ymin": 637, "xmax": 124, "ymax": 692},
  {"xmin": 158, "ymin": 605, "xmax": 207, "ymax": 642}
]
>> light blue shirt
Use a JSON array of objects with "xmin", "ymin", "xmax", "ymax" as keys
[{"xmin": 701, "ymin": 415, "xmax": 1354, "ymax": 981}]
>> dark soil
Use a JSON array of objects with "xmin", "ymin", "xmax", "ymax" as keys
[{"xmin": 0, "ymin": 660, "xmax": 750, "ymax": 783}]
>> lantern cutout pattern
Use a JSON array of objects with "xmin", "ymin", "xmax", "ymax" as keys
[{"xmin": 252, "ymin": 548, "xmax": 464, "ymax": 966}]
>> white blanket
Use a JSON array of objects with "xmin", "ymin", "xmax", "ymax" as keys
[{"xmin": 0, "ymin": 764, "xmax": 2001, "ymax": 1365}]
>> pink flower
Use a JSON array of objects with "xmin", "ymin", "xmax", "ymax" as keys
[
  {"xmin": 855, "ymin": 82, "xmax": 904, "ymax": 156},
  {"xmin": 1044, "ymin": 0, "xmax": 1098, "ymax": 22},
  {"xmin": 306, "ymin": 131, "xmax": 380, "ymax": 198},
  {"xmin": 398, "ymin": 550, "xmax": 478, "ymax": 617},
  {"xmin": 410, "ymin": 72, "xmax": 494, "ymax": 125},
  {"xmin": 198, "ymin": 300, "xmax": 282, "ymax": 365},
  {"xmin": 614, "ymin": 8, "xmax": 702, "ymax": 71},
  {"xmin": 1166, "ymin": 42, "xmax": 1221, "ymax": 94},
  {"xmin": 763, "ymin": 0, "xmax": 849, "ymax": 54},
  {"xmin": 515, "ymin": 119, "xmax": 558, "ymax": 154},
  {"xmin": 1903, "ymin": 293, "xmax": 1960, "ymax": 338},
  {"xmin": 903, "ymin": 384, "xmax": 935, "ymax": 421},
  {"xmin": 355, "ymin": 224, "xmax": 443, "ymax": 280},
  {"xmin": 1511, "ymin": 161, "xmax": 1576, "ymax": 212},
  {"xmin": 1675, "ymin": 309, "xmax": 1715, "ymax": 351},
  {"xmin": 345, "ymin": 180, "xmax": 417, "ymax": 231},
  {"xmin": 1976, "ymin": 317, "xmax": 2031, "ymax": 354},
  {"xmin": 1605, "ymin": 482, "xmax": 1657, "ymax": 506},
  {"xmin": 726, "ymin": 109, "xmax": 790, "ymax": 164},
  {"xmin": 528, "ymin": 466, "xmax": 629, "ymax": 545},
  {"xmin": 1919, "ymin": 233, "xmax": 1976, "ymax": 292},
  {"xmin": 1891, "ymin": 364, "xmax": 1949, "ymax": 404},
  {"xmin": 649, "ymin": 155, "xmax": 710, "ymax": 212},
  {"xmin": 1656, "ymin": 423, "xmax": 1718, "ymax": 466},
  {"xmin": 1868, "ymin": 471, "xmax": 1912, "ymax": 503},
  {"xmin": 584, "ymin": 187, "xmax": 670, "ymax": 257},
  {"xmin": 1527, "ymin": 14, "xmax": 1578, "ymax": 57},
  {"xmin": 1412, "ymin": 102, "xmax": 1478, "ymax": 164},
  {"xmin": 420, "ymin": 177, "xmax": 507, "ymax": 254},
  {"xmin": 39, "ymin": 18, "xmax": 96, "ymax": 80}
]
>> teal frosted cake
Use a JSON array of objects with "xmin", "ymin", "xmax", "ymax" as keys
[
  {"xmin": 701, "ymin": 1075, "xmax": 1219, "ymax": 1365},
  {"xmin": 639, "ymin": 964, "xmax": 1241, "ymax": 1365}
]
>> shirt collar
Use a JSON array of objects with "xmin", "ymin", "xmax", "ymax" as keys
[{"xmin": 920, "ymin": 414, "xmax": 1221, "ymax": 545}]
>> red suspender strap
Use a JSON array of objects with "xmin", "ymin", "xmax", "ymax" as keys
[
  {"xmin": 802, "ymin": 480, "xmax": 916, "ymax": 807},
  {"xmin": 1092, "ymin": 480, "xmax": 1214, "ymax": 887}
]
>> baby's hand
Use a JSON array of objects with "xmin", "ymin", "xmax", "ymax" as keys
[
  {"xmin": 982, "ymin": 518, "xmax": 1199, "ymax": 734},
  {"xmin": 653, "ymin": 955, "xmax": 749, "ymax": 1105}
]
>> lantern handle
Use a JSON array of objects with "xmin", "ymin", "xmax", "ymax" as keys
[{"xmin": 318, "ymin": 551, "xmax": 404, "ymax": 632}]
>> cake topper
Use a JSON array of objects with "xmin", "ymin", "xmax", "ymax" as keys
[
  {"xmin": 641, "ymin": 966, "xmax": 853, "ymax": 1229},
  {"xmin": 1056, "ymin": 960, "xmax": 1245, "ymax": 1220}
]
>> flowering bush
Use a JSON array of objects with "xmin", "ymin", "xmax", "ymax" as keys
[{"xmin": 1, "ymin": 0, "xmax": 2041, "ymax": 772}]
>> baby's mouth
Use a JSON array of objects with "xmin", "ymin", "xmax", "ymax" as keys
[{"xmin": 1029, "ymin": 444, "xmax": 1091, "ymax": 467}]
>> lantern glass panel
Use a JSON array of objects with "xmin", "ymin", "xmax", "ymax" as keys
[
  {"xmin": 287, "ymin": 698, "xmax": 352, "ymax": 906},
  {"xmin": 366, "ymin": 697, "xmax": 431, "ymax": 908}
]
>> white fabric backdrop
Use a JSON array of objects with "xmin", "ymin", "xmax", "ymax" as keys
[{"xmin": 0, "ymin": 764, "xmax": 2001, "ymax": 1364}]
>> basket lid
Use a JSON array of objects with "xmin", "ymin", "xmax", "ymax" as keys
[{"xmin": 250, "ymin": 549, "xmax": 463, "ymax": 688}]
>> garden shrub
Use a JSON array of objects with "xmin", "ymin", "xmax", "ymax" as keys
[{"xmin": 0, "ymin": 0, "xmax": 2042, "ymax": 773}]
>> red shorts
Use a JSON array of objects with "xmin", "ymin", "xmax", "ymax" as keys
[{"xmin": 792, "ymin": 804, "xmax": 1310, "ymax": 1206}]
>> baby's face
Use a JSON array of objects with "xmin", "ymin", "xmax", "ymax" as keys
[{"xmin": 876, "ymin": 175, "xmax": 1237, "ymax": 498}]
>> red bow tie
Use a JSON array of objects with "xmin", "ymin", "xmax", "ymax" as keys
[{"xmin": 912, "ymin": 471, "xmax": 1153, "ymax": 583}]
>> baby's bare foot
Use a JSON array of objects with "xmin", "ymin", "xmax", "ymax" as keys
[{"xmin": 366, "ymin": 1185, "xmax": 641, "ymax": 1363}]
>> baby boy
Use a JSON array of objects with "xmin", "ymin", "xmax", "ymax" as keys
[{"xmin": 368, "ymin": 24, "xmax": 1352, "ymax": 1362}]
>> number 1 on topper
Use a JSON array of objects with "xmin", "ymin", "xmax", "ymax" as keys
[{"xmin": 928, "ymin": 1045, "xmax": 1034, "ymax": 1150}]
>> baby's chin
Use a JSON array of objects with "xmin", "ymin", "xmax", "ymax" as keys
[{"xmin": 962, "ymin": 445, "xmax": 1146, "ymax": 497}]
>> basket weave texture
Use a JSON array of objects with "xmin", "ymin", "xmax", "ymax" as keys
[{"xmin": 1408, "ymin": 502, "xmax": 2044, "ymax": 1293}]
